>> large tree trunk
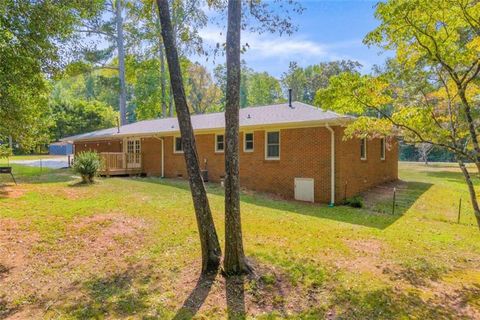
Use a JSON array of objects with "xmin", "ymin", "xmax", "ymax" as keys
[
  {"xmin": 156, "ymin": 0, "xmax": 221, "ymax": 273},
  {"xmin": 169, "ymin": 86, "xmax": 174, "ymax": 117},
  {"xmin": 115, "ymin": 0, "xmax": 128, "ymax": 125},
  {"xmin": 223, "ymin": 0, "xmax": 250, "ymax": 275},
  {"xmin": 457, "ymin": 159, "xmax": 480, "ymax": 229}
]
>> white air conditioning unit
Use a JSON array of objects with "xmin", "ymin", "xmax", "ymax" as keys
[{"xmin": 294, "ymin": 178, "xmax": 314, "ymax": 203}]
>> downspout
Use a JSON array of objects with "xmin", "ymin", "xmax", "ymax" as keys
[
  {"xmin": 326, "ymin": 124, "xmax": 335, "ymax": 206},
  {"xmin": 160, "ymin": 137, "xmax": 165, "ymax": 178}
]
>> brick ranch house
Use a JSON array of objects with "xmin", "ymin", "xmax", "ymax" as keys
[{"xmin": 62, "ymin": 101, "xmax": 398, "ymax": 204}]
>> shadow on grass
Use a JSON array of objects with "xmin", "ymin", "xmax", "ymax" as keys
[
  {"xmin": 333, "ymin": 285, "xmax": 478, "ymax": 320},
  {"xmin": 170, "ymin": 272, "xmax": 247, "ymax": 320},
  {"xmin": 135, "ymin": 177, "xmax": 431, "ymax": 230},
  {"xmin": 65, "ymin": 272, "xmax": 150, "ymax": 319},
  {"xmin": 363, "ymin": 180, "xmax": 433, "ymax": 216},
  {"xmin": 172, "ymin": 272, "xmax": 216, "ymax": 320},
  {"xmin": 226, "ymin": 275, "xmax": 246, "ymax": 320}
]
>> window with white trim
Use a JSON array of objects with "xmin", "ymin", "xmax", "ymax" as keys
[
  {"xmin": 360, "ymin": 138, "xmax": 367, "ymax": 160},
  {"xmin": 266, "ymin": 131, "xmax": 280, "ymax": 159},
  {"xmin": 174, "ymin": 136, "xmax": 183, "ymax": 153},
  {"xmin": 380, "ymin": 138, "xmax": 386, "ymax": 160},
  {"xmin": 244, "ymin": 132, "xmax": 254, "ymax": 152},
  {"xmin": 215, "ymin": 134, "xmax": 224, "ymax": 152}
]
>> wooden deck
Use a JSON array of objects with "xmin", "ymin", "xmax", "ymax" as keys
[{"xmin": 99, "ymin": 152, "xmax": 143, "ymax": 176}]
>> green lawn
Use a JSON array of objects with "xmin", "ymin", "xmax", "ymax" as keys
[{"xmin": 0, "ymin": 162, "xmax": 479, "ymax": 319}]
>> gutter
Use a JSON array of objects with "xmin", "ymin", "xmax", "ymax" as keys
[{"xmin": 326, "ymin": 124, "xmax": 335, "ymax": 206}]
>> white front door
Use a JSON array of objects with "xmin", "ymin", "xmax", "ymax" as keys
[{"xmin": 125, "ymin": 138, "xmax": 141, "ymax": 168}]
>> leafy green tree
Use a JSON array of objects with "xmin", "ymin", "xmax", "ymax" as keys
[
  {"xmin": 214, "ymin": 61, "xmax": 250, "ymax": 108},
  {"xmin": 129, "ymin": 0, "xmax": 209, "ymax": 117},
  {"xmin": 364, "ymin": 0, "xmax": 480, "ymax": 228},
  {"xmin": 0, "ymin": 0, "xmax": 100, "ymax": 150},
  {"xmin": 281, "ymin": 60, "xmax": 361, "ymax": 104},
  {"xmin": 246, "ymin": 72, "xmax": 284, "ymax": 106},
  {"xmin": 214, "ymin": 62, "xmax": 283, "ymax": 108},
  {"xmin": 185, "ymin": 62, "xmax": 222, "ymax": 114},
  {"xmin": 49, "ymin": 100, "xmax": 117, "ymax": 141}
]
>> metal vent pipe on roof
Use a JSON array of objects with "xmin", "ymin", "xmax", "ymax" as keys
[{"xmin": 288, "ymin": 88, "xmax": 293, "ymax": 108}]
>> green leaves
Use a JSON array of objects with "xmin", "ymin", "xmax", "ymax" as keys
[
  {"xmin": 49, "ymin": 100, "xmax": 117, "ymax": 141},
  {"xmin": 0, "ymin": 0, "xmax": 103, "ymax": 150},
  {"xmin": 315, "ymin": 72, "xmax": 393, "ymax": 116},
  {"xmin": 282, "ymin": 60, "xmax": 361, "ymax": 105},
  {"xmin": 0, "ymin": 145, "xmax": 13, "ymax": 159}
]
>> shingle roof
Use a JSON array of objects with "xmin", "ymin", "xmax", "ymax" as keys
[{"xmin": 62, "ymin": 102, "xmax": 353, "ymax": 142}]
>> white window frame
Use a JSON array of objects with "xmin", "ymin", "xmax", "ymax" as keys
[
  {"xmin": 173, "ymin": 136, "xmax": 183, "ymax": 154},
  {"xmin": 243, "ymin": 132, "xmax": 254, "ymax": 152},
  {"xmin": 265, "ymin": 130, "xmax": 280, "ymax": 160},
  {"xmin": 360, "ymin": 138, "xmax": 367, "ymax": 160},
  {"xmin": 215, "ymin": 134, "xmax": 224, "ymax": 153},
  {"xmin": 380, "ymin": 138, "xmax": 386, "ymax": 160}
]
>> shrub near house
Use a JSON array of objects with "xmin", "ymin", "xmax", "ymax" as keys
[{"xmin": 73, "ymin": 151, "xmax": 101, "ymax": 183}]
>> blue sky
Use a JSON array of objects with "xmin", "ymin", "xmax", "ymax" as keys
[{"xmin": 194, "ymin": 0, "xmax": 392, "ymax": 78}]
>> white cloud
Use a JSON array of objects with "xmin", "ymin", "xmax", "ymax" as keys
[
  {"xmin": 196, "ymin": 27, "xmax": 370, "ymax": 77},
  {"xmin": 198, "ymin": 27, "xmax": 364, "ymax": 62}
]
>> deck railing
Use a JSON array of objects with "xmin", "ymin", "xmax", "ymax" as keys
[{"xmin": 99, "ymin": 152, "xmax": 142, "ymax": 176}]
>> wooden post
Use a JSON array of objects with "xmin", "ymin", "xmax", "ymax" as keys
[
  {"xmin": 344, "ymin": 181, "xmax": 348, "ymax": 201},
  {"xmin": 392, "ymin": 187, "xmax": 396, "ymax": 215},
  {"xmin": 106, "ymin": 154, "xmax": 110, "ymax": 178},
  {"xmin": 457, "ymin": 197, "xmax": 462, "ymax": 224}
]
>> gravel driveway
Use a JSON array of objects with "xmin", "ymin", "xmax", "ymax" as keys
[{"xmin": 10, "ymin": 156, "xmax": 71, "ymax": 169}]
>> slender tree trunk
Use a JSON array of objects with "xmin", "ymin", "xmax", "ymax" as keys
[
  {"xmin": 156, "ymin": 0, "xmax": 221, "ymax": 273},
  {"xmin": 458, "ymin": 88, "xmax": 480, "ymax": 174},
  {"xmin": 154, "ymin": 9, "xmax": 168, "ymax": 118},
  {"xmin": 159, "ymin": 41, "xmax": 167, "ymax": 117},
  {"xmin": 457, "ymin": 159, "xmax": 480, "ymax": 229},
  {"xmin": 115, "ymin": 0, "xmax": 127, "ymax": 125},
  {"xmin": 223, "ymin": 0, "xmax": 250, "ymax": 275}
]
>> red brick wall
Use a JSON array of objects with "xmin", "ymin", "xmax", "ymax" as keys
[
  {"xmin": 74, "ymin": 140, "xmax": 122, "ymax": 153},
  {"xmin": 336, "ymin": 131, "xmax": 398, "ymax": 201},
  {"xmin": 141, "ymin": 137, "xmax": 162, "ymax": 176},
  {"xmin": 74, "ymin": 126, "xmax": 398, "ymax": 203}
]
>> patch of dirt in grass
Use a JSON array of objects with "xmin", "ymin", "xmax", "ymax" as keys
[
  {"xmin": 334, "ymin": 239, "xmax": 391, "ymax": 277},
  {"xmin": 171, "ymin": 259, "xmax": 322, "ymax": 318},
  {"xmin": 0, "ymin": 213, "xmax": 149, "ymax": 319},
  {"xmin": 424, "ymin": 282, "xmax": 480, "ymax": 319},
  {"xmin": 0, "ymin": 185, "xmax": 25, "ymax": 199}
]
